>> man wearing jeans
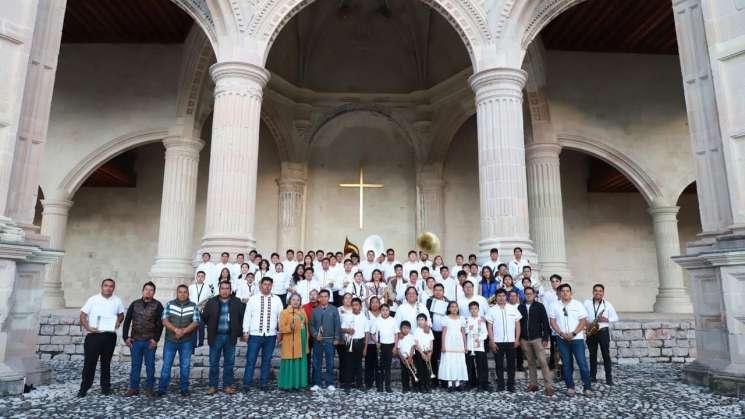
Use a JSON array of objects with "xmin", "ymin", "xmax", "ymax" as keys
[
  {"xmin": 309, "ymin": 289, "xmax": 342, "ymax": 391},
  {"xmin": 241, "ymin": 277, "xmax": 283, "ymax": 391},
  {"xmin": 122, "ymin": 281, "xmax": 163, "ymax": 397},
  {"xmin": 202, "ymin": 281, "xmax": 246, "ymax": 395},
  {"xmin": 549, "ymin": 283, "xmax": 592, "ymax": 396},
  {"xmin": 157, "ymin": 285, "xmax": 200, "ymax": 397}
]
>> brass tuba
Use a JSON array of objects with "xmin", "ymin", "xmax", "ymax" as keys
[
  {"xmin": 416, "ymin": 231, "xmax": 441, "ymax": 256},
  {"xmin": 343, "ymin": 237, "xmax": 360, "ymax": 257}
]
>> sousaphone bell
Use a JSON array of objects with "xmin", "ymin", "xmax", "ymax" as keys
[{"xmin": 416, "ymin": 231, "xmax": 441, "ymax": 256}]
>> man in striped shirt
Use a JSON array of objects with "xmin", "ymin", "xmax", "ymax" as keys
[{"xmin": 157, "ymin": 285, "xmax": 200, "ymax": 397}]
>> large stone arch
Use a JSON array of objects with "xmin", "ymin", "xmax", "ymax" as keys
[
  {"xmin": 250, "ymin": 0, "xmax": 492, "ymax": 68},
  {"xmin": 307, "ymin": 104, "xmax": 424, "ymax": 161},
  {"xmin": 518, "ymin": 0, "xmax": 588, "ymax": 49},
  {"xmin": 57, "ymin": 128, "xmax": 170, "ymax": 200},
  {"xmin": 171, "ymin": 0, "xmax": 218, "ymax": 48},
  {"xmin": 557, "ymin": 133, "xmax": 664, "ymax": 206}
]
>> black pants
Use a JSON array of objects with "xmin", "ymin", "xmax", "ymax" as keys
[
  {"xmin": 401, "ymin": 356, "xmax": 416, "ymax": 391},
  {"xmin": 516, "ymin": 346, "xmax": 524, "ymax": 370},
  {"xmin": 587, "ymin": 327, "xmax": 612, "ymax": 382},
  {"xmin": 341, "ymin": 339, "xmax": 364, "ymax": 389},
  {"xmin": 364, "ymin": 343, "xmax": 378, "ymax": 389},
  {"xmin": 432, "ymin": 331, "xmax": 445, "ymax": 387},
  {"xmin": 379, "ymin": 343, "xmax": 393, "ymax": 390},
  {"xmin": 413, "ymin": 353, "xmax": 430, "ymax": 391},
  {"xmin": 466, "ymin": 350, "xmax": 489, "ymax": 389},
  {"xmin": 80, "ymin": 332, "xmax": 117, "ymax": 392},
  {"xmin": 494, "ymin": 342, "xmax": 516, "ymax": 390},
  {"xmin": 548, "ymin": 334, "xmax": 559, "ymax": 373},
  {"xmin": 277, "ymin": 293, "xmax": 287, "ymax": 308}
]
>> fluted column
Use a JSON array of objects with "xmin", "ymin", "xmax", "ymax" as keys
[
  {"xmin": 200, "ymin": 62, "xmax": 269, "ymax": 256},
  {"xmin": 469, "ymin": 67, "xmax": 535, "ymax": 261},
  {"xmin": 150, "ymin": 136, "xmax": 204, "ymax": 296},
  {"xmin": 276, "ymin": 161, "xmax": 307, "ymax": 252},
  {"xmin": 417, "ymin": 163, "xmax": 446, "ymax": 250},
  {"xmin": 39, "ymin": 197, "xmax": 72, "ymax": 308},
  {"xmin": 649, "ymin": 205, "xmax": 691, "ymax": 313},
  {"xmin": 526, "ymin": 142, "xmax": 570, "ymax": 279}
]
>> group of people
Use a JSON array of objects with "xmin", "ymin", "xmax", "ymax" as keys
[{"xmin": 76, "ymin": 246, "xmax": 619, "ymax": 399}]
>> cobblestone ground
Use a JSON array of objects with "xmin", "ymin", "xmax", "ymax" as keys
[{"xmin": 0, "ymin": 360, "xmax": 743, "ymax": 418}]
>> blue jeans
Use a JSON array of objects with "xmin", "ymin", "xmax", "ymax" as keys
[
  {"xmin": 243, "ymin": 335, "xmax": 276, "ymax": 389},
  {"xmin": 209, "ymin": 334, "xmax": 236, "ymax": 388},
  {"xmin": 129, "ymin": 339, "xmax": 156, "ymax": 391},
  {"xmin": 158, "ymin": 339, "xmax": 193, "ymax": 393},
  {"xmin": 558, "ymin": 338, "xmax": 592, "ymax": 391},
  {"xmin": 312, "ymin": 339, "xmax": 336, "ymax": 387}
]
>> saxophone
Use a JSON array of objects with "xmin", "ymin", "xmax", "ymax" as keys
[{"xmin": 587, "ymin": 308, "xmax": 605, "ymax": 337}]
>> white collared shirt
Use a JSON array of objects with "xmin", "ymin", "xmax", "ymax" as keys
[
  {"xmin": 335, "ymin": 270, "xmax": 355, "ymax": 293},
  {"xmin": 482, "ymin": 260, "xmax": 501, "ymax": 274},
  {"xmin": 375, "ymin": 316, "xmax": 398, "ymax": 344},
  {"xmin": 414, "ymin": 328, "xmax": 435, "ymax": 351},
  {"xmin": 359, "ymin": 260, "xmax": 380, "ymax": 281},
  {"xmin": 242, "ymin": 293, "xmax": 283, "ymax": 336},
  {"xmin": 394, "ymin": 301, "xmax": 431, "ymax": 333},
  {"xmin": 398, "ymin": 334, "xmax": 416, "ymax": 356},
  {"xmin": 549, "ymin": 299, "xmax": 588, "ymax": 340},
  {"xmin": 466, "ymin": 316, "xmax": 488, "ymax": 352},
  {"xmin": 486, "ymin": 303, "xmax": 522, "ymax": 343},
  {"xmin": 508, "ymin": 258, "xmax": 530, "ymax": 279},
  {"xmin": 440, "ymin": 277, "xmax": 463, "ymax": 302},
  {"xmin": 271, "ymin": 271, "xmax": 290, "ymax": 295},
  {"xmin": 196, "ymin": 262, "xmax": 217, "ymax": 287},
  {"xmin": 402, "ymin": 261, "xmax": 423, "ymax": 277},
  {"xmin": 317, "ymin": 268, "xmax": 337, "ymax": 292},
  {"xmin": 294, "ymin": 279, "xmax": 320, "ymax": 305},
  {"xmin": 234, "ymin": 280, "xmax": 258, "ymax": 301},
  {"xmin": 189, "ymin": 282, "xmax": 214, "ymax": 305},
  {"xmin": 81, "ymin": 294, "xmax": 125, "ymax": 327},
  {"xmin": 458, "ymin": 294, "xmax": 488, "ymax": 319},
  {"xmin": 583, "ymin": 299, "xmax": 619, "ymax": 329},
  {"xmin": 381, "ymin": 260, "xmax": 400, "ymax": 280},
  {"xmin": 346, "ymin": 280, "xmax": 368, "ymax": 300},
  {"xmin": 282, "ymin": 259, "xmax": 299, "ymax": 277},
  {"xmin": 343, "ymin": 312, "xmax": 368, "ymax": 339}
]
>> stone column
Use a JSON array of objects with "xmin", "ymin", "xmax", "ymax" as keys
[
  {"xmin": 150, "ymin": 136, "xmax": 204, "ymax": 296},
  {"xmin": 276, "ymin": 162, "xmax": 307, "ymax": 252},
  {"xmin": 200, "ymin": 62, "xmax": 269, "ymax": 256},
  {"xmin": 416, "ymin": 163, "xmax": 446, "ymax": 250},
  {"xmin": 6, "ymin": 0, "xmax": 66, "ymax": 233},
  {"xmin": 526, "ymin": 142, "xmax": 570, "ymax": 279},
  {"xmin": 648, "ymin": 205, "xmax": 691, "ymax": 313},
  {"xmin": 39, "ymin": 197, "xmax": 72, "ymax": 308},
  {"xmin": 469, "ymin": 67, "xmax": 535, "ymax": 261}
]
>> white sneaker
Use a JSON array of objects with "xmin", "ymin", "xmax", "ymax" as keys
[
  {"xmin": 310, "ymin": 385, "xmax": 320, "ymax": 391},
  {"xmin": 326, "ymin": 385, "xmax": 336, "ymax": 391}
]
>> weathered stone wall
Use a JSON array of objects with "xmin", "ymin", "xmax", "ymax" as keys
[{"xmin": 37, "ymin": 312, "xmax": 696, "ymax": 380}]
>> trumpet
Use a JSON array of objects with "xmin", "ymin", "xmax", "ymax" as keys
[
  {"xmin": 424, "ymin": 349, "xmax": 435, "ymax": 379},
  {"xmin": 401, "ymin": 352, "xmax": 419, "ymax": 382}
]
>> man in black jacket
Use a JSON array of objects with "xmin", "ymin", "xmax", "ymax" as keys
[
  {"xmin": 517, "ymin": 286, "xmax": 555, "ymax": 396},
  {"xmin": 122, "ymin": 281, "xmax": 164, "ymax": 397},
  {"xmin": 202, "ymin": 280, "xmax": 246, "ymax": 395}
]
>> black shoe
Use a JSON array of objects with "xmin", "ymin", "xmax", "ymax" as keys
[
  {"xmin": 507, "ymin": 386, "xmax": 515, "ymax": 393},
  {"xmin": 591, "ymin": 377, "xmax": 598, "ymax": 383},
  {"xmin": 606, "ymin": 379, "xmax": 614, "ymax": 386},
  {"xmin": 385, "ymin": 387, "xmax": 393, "ymax": 393},
  {"xmin": 516, "ymin": 367, "xmax": 525, "ymax": 372},
  {"xmin": 180, "ymin": 390, "xmax": 189, "ymax": 397},
  {"xmin": 496, "ymin": 386, "xmax": 505, "ymax": 392},
  {"xmin": 155, "ymin": 391, "xmax": 166, "ymax": 398},
  {"xmin": 259, "ymin": 386, "xmax": 269, "ymax": 392},
  {"xmin": 101, "ymin": 388, "xmax": 112, "ymax": 396},
  {"xmin": 77, "ymin": 390, "xmax": 87, "ymax": 398}
]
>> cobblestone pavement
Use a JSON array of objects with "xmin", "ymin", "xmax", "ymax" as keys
[{"xmin": 0, "ymin": 360, "xmax": 743, "ymax": 418}]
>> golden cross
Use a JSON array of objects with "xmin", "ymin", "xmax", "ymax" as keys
[{"xmin": 339, "ymin": 164, "xmax": 384, "ymax": 229}]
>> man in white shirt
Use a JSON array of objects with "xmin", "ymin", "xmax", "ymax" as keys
[
  {"xmin": 346, "ymin": 271, "xmax": 367, "ymax": 301},
  {"xmin": 549, "ymin": 283, "xmax": 592, "ymax": 396},
  {"xmin": 486, "ymin": 289, "xmax": 521, "ymax": 392},
  {"xmin": 467, "ymin": 254, "xmax": 479, "ymax": 271},
  {"xmin": 282, "ymin": 249, "xmax": 298, "ymax": 279},
  {"xmin": 584, "ymin": 283, "xmax": 619, "ymax": 386},
  {"xmin": 78, "ymin": 278, "xmax": 125, "ymax": 397},
  {"xmin": 335, "ymin": 259, "xmax": 356, "ymax": 306},
  {"xmin": 458, "ymin": 280, "xmax": 488, "ymax": 319},
  {"xmin": 317, "ymin": 258, "xmax": 337, "ymax": 294},
  {"xmin": 439, "ymin": 267, "xmax": 462, "ymax": 302},
  {"xmin": 381, "ymin": 248, "xmax": 400, "ymax": 280},
  {"xmin": 540, "ymin": 274, "xmax": 562, "ymax": 374},
  {"xmin": 196, "ymin": 252, "xmax": 217, "ymax": 287},
  {"xmin": 295, "ymin": 267, "xmax": 320, "ymax": 306},
  {"xmin": 508, "ymin": 247, "xmax": 530, "ymax": 280},
  {"xmin": 359, "ymin": 250, "xmax": 379, "ymax": 281},
  {"xmin": 189, "ymin": 270, "xmax": 213, "ymax": 348},
  {"xmin": 271, "ymin": 262, "xmax": 290, "ymax": 307},
  {"xmin": 468, "ymin": 264, "xmax": 481, "ymax": 284},
  {"xmin": 235, "ymin": 253, "xmax": 246, "ymax": 276},
  {"xmin": 402, "ymin": 250, "xmax": 422, "ymax": 279},
  {"xmin": 425, "ymin": 283, "xmax": 448, "ymax": 386},
  {"xmin": 394, "ymin": 286, "xmax": 430, "ymax": 334},
  {"xmin": 519, "ymin": 266, "xmax": 536, "ymax": 289},
  {"xmin": 419, "ymin": 251, "xmax": 432, "ymax": 269},
  {"xmin": 482, "ymin": 248, "xmax": 500, "ymax": 274},
  {"xmin": 215, "ymin": 252, "xmax": 235, "ymax": 283},
  {"xmin": 375, "ymin": 304, "xmax": 397, "ymax": 392},
  {"xmin": 450, "ymin": 254, "xmax": 465, "ymax": 279},
  {"xmin": 241, "ymin": 277, "xmax": 283, "ymax": 391}
]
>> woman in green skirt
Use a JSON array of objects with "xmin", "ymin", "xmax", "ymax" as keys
[{"xmin": 278, "ymin": 293, "xmax": 309, "ymax": 390}]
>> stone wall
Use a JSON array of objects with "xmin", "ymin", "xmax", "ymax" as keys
[{"xmin": 37, "ymin": 312, "xmax": 696, "ymax": 379}]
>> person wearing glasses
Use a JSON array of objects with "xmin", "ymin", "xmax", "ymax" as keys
[{"xmin": 548, "ymin": 283, "xmax": 592, "ymax": 396}]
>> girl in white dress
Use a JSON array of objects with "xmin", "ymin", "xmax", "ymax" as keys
[{"xmin": 438, "ymin": 301, "xmax": 469, "ymax": 390}]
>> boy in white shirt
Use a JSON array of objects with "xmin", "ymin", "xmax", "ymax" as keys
[
  {"xmin": 375, "ymin": 304, "xmax": 397, "ymax": 393},
  {"xmin": 414, "ymin": 314, "xmax": 435, "ymax": 392},
  {"xmin": 397, "ymin": 320, "xmax": 417, "ymax": 393},
  {"xmin": 465, "ymin": 301, "xmax": 489, "ymax": 391},
  {"xmin": 341, "ymin": 298, "xmax": 368, "ymax": 392}
]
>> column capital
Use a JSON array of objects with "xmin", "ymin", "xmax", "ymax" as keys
[
  {"xmin": 210, "ymin": 61, "xmax": 270, "ymax": 94},
  {"xmin": 648, "ymin": 205, "xmax": 681, "ymax": 219},
  {"xmin": 525, "ymin": 142, "xmax": 561, "ymax": 159},
  {"xmin": 468, "ymin": 67, "xmax": 527, "ymax": 100},
  {"xmin": 41, "ymin": 198, "xmax": 73, "ymax": 216},
  {"xmin": 163, "ymin": 136, "xmax": 205, "ymax": 153}
]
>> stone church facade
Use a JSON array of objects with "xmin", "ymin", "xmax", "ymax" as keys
[{"xmin": 0, "ymin": 0, "xmax": 743, "ymax": 394}]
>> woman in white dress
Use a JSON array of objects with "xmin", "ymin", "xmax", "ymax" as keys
[{"xmin": 438, "ymin": 301, "xmax": 469, "ymax": 391}]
